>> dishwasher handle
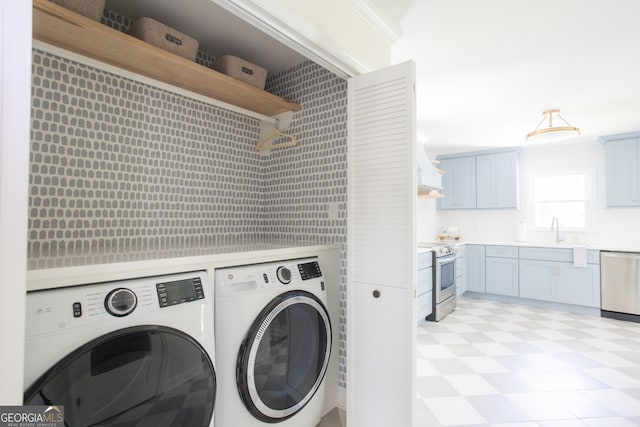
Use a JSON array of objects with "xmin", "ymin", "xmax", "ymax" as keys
[{"xmin": 601, "ymin": 251, "xmax": 640, "ymax": 260}]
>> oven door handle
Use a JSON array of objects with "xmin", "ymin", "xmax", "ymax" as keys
[{"xmin": 436, "ymin": 255, "xmax": 456, "ymax": 266}]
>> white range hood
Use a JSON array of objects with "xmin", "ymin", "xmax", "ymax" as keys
[{"xmin": 417, "ymin": 142, "xmax": 442, "ymax": 191}]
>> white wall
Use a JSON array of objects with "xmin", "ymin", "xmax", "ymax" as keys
[
  {"xmin": 262, "ymin": 0, "xmax": 391, "ymax": 72},
  {"xmin": 0, "ymin": 0, "xmax": 31, "ymax": 404},
  {"xmin": 220, "ymin": 0, "xmax": 392, "ymax": 76},
  {"xmin": 416, "ymin": 196, "xmax": 441, "ymax": 242},
  {"xmin": 419, "ymin": 140, "xmax": 640, "ymax": 249}
]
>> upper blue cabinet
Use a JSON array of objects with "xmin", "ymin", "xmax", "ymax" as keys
[
  {"xmin": 600, "ymin": 132, "xmax": 640, "ymax": 207},
  {"xmin": 437, "ymin": 148, "xmax": 520, "ymax": 210},
  {"xmin": 476, "ymin": 152, "xmax": 519, "ymax": 209},
  {"xmin": 437, "ymin": 156, "xmax": 476, "ymax": 209}
]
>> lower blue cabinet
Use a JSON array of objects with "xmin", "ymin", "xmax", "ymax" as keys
[
  {"xmin": 465, "ymin": 245, "xmax": 486, "ymax": 292},
  {"xmin": 519, "ymin": 259, "xmax": 556, "ymax": 301},
  {"xmin": 519, "ymin": 259, "xmax": 600, "ymax": 307},
  {"xmin": 462, "ymin": 245, "xmax": 601, "ymax": 309},
  {"xmin": 556, "ymin": 263, "xmax": 600, "ymax": 307},
  {"xmin": 486, "ymin": 257, "xmax": 518, "ymax": 296},
  {"xmin": 417, "ymin": 251, "xmax": 433, "ymax": 324}
]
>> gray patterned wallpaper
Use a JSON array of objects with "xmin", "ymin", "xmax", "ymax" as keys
[
  {"xmin": 29, "ymin": 8, "xmax": 348, "ymax": 389},
  {"xmin": 265, "ymin": 62, "xmax": 348, "ymax": 388},
  {"xmin": 30, "ymin": 49, "xmax": 264, "ymax": 252}
]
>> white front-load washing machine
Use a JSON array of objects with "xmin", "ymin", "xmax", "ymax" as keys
[
  {"xmin": 23, "ymin": 271, "xmax": 216, "ymax": 427},
  {"xmin": 215, "ymin": 257, "xmax": 332, "ymax": 427}
]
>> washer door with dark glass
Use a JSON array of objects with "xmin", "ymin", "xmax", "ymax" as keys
[
  {"xmin": 237, "ymin": 290, "xmax": 332, "ymax": 423},
  {"xmin": 24, "ymin": 326, "xmax": 216, "ymax": 427}
]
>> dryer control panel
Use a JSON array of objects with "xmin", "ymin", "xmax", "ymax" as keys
[
  {"xmin": 216, "ymin": 257, "xmax": 325, "ymax": 296},
  {"xmin": 298, "ymin": 260, "xmax": 322, "ymax": 280}
]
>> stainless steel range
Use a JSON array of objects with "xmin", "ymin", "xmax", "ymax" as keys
[{"xmin": 418, "ymin": 242, "xmax": 457, "ymax": 321}]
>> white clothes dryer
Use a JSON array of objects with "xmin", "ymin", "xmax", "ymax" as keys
[
  {"xmin": 23, "ymin": 271, "xmax": 216, "ymax": 427},
  {"xmin": 214, "ymin": 257, "xmax": 331, "ymax": 427}
]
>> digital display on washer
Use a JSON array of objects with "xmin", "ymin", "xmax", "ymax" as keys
[
  {"xmin": 298, "ymin": 261, "xmax": 322, "ymax": 280},
  {"xmin": 156, "ymin": 277, "xmax": 204, "ymax": 308}
]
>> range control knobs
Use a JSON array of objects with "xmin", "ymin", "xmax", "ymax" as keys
[
  {"xmin": 105, "ymin": 288, "xmax": 138, "ymax": 317},
  {"xmin": 276, "ymin": 266, "xmax": 292, "ymax": 284}
]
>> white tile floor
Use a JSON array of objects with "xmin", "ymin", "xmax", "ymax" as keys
[{"xmin": 417, "ymin": 297, "xmax": 640, "ymax": 427}]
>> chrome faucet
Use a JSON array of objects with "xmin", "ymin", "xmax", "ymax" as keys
[{"xmin": 551, "ymin": 216, "xmax": 563, "ymax": 243}]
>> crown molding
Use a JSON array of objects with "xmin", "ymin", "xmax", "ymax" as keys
[
  {"xmin": 211, "ymin": 0, "xmax": 372, "ymax": 78},
  {"xmin": 343, "ymin": 0, "xmax": 401, "ymax": 43}
]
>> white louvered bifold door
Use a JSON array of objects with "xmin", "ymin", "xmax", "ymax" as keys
[{"xmin": 347, "ymin": 61, "xmax": 417, "ymax": 427}]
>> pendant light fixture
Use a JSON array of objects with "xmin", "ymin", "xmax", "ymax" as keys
[{"xmin": 526, "ymin": 109, "xmax": 580, "ymax": 142}]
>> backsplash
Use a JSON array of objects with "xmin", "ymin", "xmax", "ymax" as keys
[{"xmin": 29, "ymin": 11, "xmax": 348, "ymax": 389}]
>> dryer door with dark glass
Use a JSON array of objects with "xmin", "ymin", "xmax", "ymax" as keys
[
  {"xmin": 24, "ymin": 326, "xmax": 216, "ymax": 427},
  {"xmin": 237, "ymin": 290, "xmax": 332, "ymax": 422}
]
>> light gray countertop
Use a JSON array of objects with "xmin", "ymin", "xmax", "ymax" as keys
[
  {"xmin": 27, "ymin": 238, "xmax": 341, "ymax": 291},
  {"xmin": 454, "ymin": 240, "xmax": 640, "ymax": 253}
]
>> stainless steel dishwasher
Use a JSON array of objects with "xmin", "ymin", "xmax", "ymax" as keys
[{"xmin": 601, "ymin": 251, "xmax": 640, "ymax": 322}]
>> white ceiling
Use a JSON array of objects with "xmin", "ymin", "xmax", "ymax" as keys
[
  {"xmin": 106, "ymin": 0, "xmax": 640, "ymax": 151},
  {"xmin": 389, "ymin": 0, "xmax": 640, "ymax": 150}
]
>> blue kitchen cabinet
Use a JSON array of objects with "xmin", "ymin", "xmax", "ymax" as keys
[
  {"xmin": 465, "ymin": 244, "xmax": 485, "ymax": 292},
  {"xmin": 485, "ymin": 246, "xmax": 519, "ymax": 296},
  {"xmin": 456, "ymin": 245, "xmax": 466, "ymax": 296},
  {"xmin": 417, "ymin": 251, "xmax": 433, "ymax": 324},
  {"xmin": 437, "ymin": 157, "xmax": 476, "ymax": 209},
  {"xmin": 603, "ymin": 137, "xmax": 640, "ymax": 207},
  {"xmin": 476, "ymin": 152, "xmax": 518, "ymax": 209},
  {"xmin": 519, "ymin": 259, "xmax": 556, "ymax": 302},
  {"xmin": 437, "ymin": 147, "xmax": 520, "ymax": 210},
  {"xmin": 556, "ymin": 263, "xmax": 600, "ymax": 307},
  {"xmin": 519, "ymin": 249, "xmax": 601, "ymax": 308}
]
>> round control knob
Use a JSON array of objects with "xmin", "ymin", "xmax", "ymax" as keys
[
  {"xmin": 105, "ymin": 288, "xmax": 137, "ymax": 317},
  {"xmin": 276, "ymin": 266, "xmax": 292, "ymax": 284}
]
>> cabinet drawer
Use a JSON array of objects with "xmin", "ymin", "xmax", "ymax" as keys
[
  {"xmin": 418, "ymin": 251, "xmax": 433, "ymax": 269},
  {"xmin": 417, "ymin": 267, "xmax": 433, "ymax": 295},
  {"xmin": 519, "ymin": 247, "xmax": 572, "ymax": 262},
  {"xmin": 486, "ymin": 245, "xmax": 518, "ymax": 258},
  {"xmin": 519, "ymin": 247, "xmax": 599, "ymax": 264}
]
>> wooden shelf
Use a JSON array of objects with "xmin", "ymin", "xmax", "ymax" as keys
[
  {"xmin": 32, "ymin": 0, "xmax": 301, "ymax": 117},
  {"xmin": 418, "ymin": 189, "xmax": 445, "ymax": 198}
]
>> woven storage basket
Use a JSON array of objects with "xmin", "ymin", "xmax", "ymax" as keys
[
  {"xmin": 129, "ymin": 17, "xmax": 199, "ymax": 61},
  {"xmin": 213, "ymin": 55, "xmax": 267, "ymax": 89},
  {"xmin": 50, "ymin": 0, "xmax": 105, "ymax": 21}
]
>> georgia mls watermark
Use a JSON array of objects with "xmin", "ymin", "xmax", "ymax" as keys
[{"xmin": 0, "ymin": 406, "xmax": 64, "ymax": 427}]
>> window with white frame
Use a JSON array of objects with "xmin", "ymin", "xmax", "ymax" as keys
[{"xmin": 532, "ymin": 173, "xmax": 588, "ymax": 229}]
